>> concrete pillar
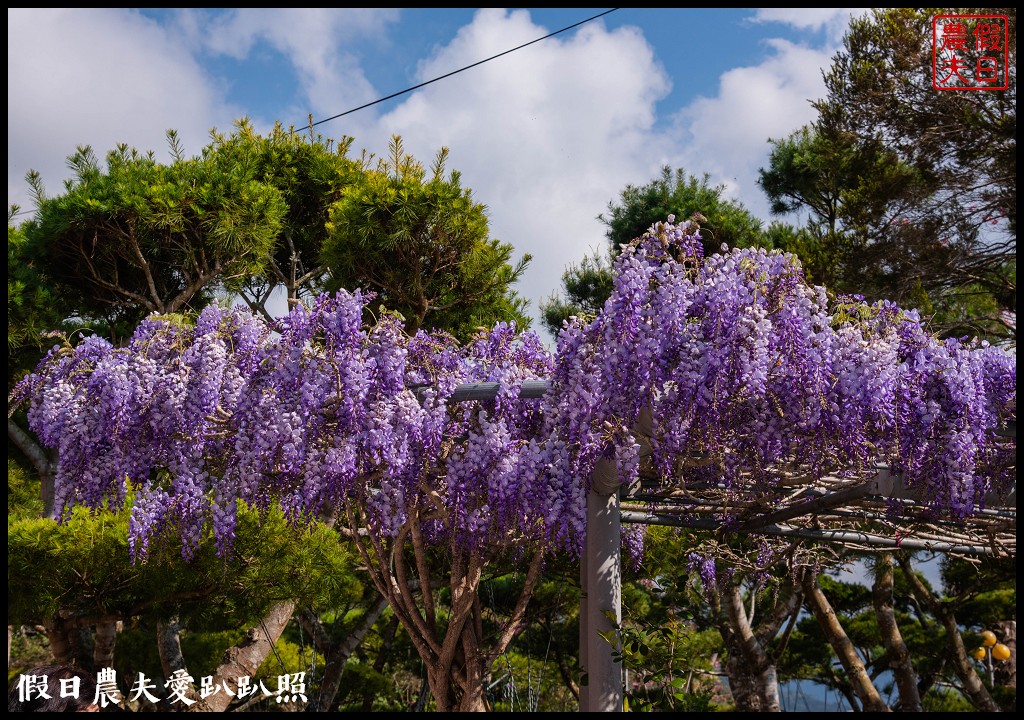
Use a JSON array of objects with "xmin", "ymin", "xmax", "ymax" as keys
[
  {"xmin": 579, "ymin": 539, "xmax": 590, "ymax": 712},
  {"xmin": 580, "ymin": 458, "xmax": 623, "ymax": 712},
  {"xmin": 579, "ymin": 409, "xmax": 652, "ymax": 712}
]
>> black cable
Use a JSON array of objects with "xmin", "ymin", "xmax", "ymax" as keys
[{"xmin": 307, "ymin": 8, "xmax": 620, "ymax": 129}]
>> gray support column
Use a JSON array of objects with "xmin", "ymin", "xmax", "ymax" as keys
[
  {"xmin": 579, "ymin": 409, "xmax": 652, "ymax": 712},
  {"xmin": 579, "ymin": 539, "xmax": 590, "ymax": 712},
  {"xmin": 580, "ymin": 458, "xmax": 623, "ymax": 712}
]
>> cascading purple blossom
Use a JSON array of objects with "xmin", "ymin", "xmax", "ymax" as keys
[
  {"xmin": 542, "ymin": 217, "xmax": 1015, "ymax": 537},
  {"xmin": 10, "ymin": 218, "xmax": 1015, "ymax": 563}
]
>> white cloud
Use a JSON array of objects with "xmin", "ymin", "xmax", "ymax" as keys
[
  {"xmin": 665, "ymin": 30, "xmax": 850, "ymax": 222},
  {"xmin": 7, "ymin": 8, "xmax": 236, "ymax": 214},
  {"xmin": 195, "ymin": 8, "xmax": 400, "ymax": 122},
  {"xmin": 6, "ymin": 8, "xmax": 404, "ymax": 216},
  {"xmin": 7, "ymin": 7, "xmax": 865, "ymax": 346},
  {"xmin": 354, "ymin": 9, "xmax": 675, "ymax": 337},
  {"xmin": 751, "ymin": 8, "xmax": 870, "ymax": 42}
]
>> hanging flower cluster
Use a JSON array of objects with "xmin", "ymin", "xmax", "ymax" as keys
[
  {"xmin": 11, "ymin": 218, "xmax": 1015, "ymax": 561},
  {"xmin": 14, "ymin": 291, "xmax": 556, "ymax": 560},
  {"xmin": 542, "ymin": 216, "xmax": 1016, "ymax": 526}
]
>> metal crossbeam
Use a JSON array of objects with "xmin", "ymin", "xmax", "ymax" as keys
[{"xmin": 621, "ymin": 510, "xmax": 1008, "ymax": 556}]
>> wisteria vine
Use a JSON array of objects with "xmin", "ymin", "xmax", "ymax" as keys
[{"xmin": 10, "ymin": 217, "xmax": 1016, "ymax": 562}]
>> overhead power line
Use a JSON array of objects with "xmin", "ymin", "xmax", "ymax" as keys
[{"xmin": 307, "ymin": 8, "xmax": 620, "ymax": 129}]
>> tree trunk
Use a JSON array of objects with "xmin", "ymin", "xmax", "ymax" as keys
[
  {"xmin": 157, "ymin": 616, "xmax": 202, "ymax": 706},
  {"xmin": 8, "ymin": 418, "xmax": 56, "ymax": 519},
  {"xmin": 719, "ymin": 579, "xmax": 782, "ymax": 711},
  {"xmin": 871, "ymin": 554, "xmax": 922, "ymax": 711},
  {"xmin": 936, "ymin": 603, "xmax": 1001, "ymax": 711},
  {"xmin": 43, "ymin": 617, "xmax": 73, "ymax": 664},
  {"xmin": 423, "ymin": 545, "xmax": 484, "ymax": 711},
  {"xmin": 93, "ymin": 621, "xmax": 118, "ymax": 673},
  {"xmin": 995, "ymin": 620, "xmax": 1015, "ymax": 696},
  {"xmin": 723, "ymin": 648, "xmax": 770, "ymax": 712},
  {"xmin": 156, "ymin": 617, "xmax": 184, "ymax": 679},
  {"xmin": 802, "ymin": 570, "xmax": 890, "ymax": 712},
  {"xmin": 70, "ymin": 626, "xmax": 94, "ymax": 671},
  {"xmin": 344, "ymin": 500, "xmax": 545, "ymax": 713},
  {"xmin": 303, "ymin": 596, "xmax": 389, "ymax": 712},
  {"xmin": 896, "ymin": 555, "xmax": 1001, "ymax": 712},
  {"xmin": 191, "ymin": 600, "xmax": 297, "ymax": 712}
]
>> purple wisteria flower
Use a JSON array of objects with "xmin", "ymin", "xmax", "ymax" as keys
[{"xmin": 10, "ymin": 218, "xmax": 1015, "ymax": 562}]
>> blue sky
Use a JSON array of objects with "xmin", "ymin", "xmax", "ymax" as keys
[
  {"xmin": 8, "ymin": 8, "xmax": 869, "ymax": 337},
  {"xmin": 11, "ymin": 7, "xmax": 961, "ymax": 595}
]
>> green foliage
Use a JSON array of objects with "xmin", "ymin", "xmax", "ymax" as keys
[
  {"xmin": 108, "ymin": 622, "xmax": 325, "ymax": 705},
  {"xmin": 817, "ymin": 572, "xmax": 873, "ymax": 611},
  {"xmin": 607, "ymin": 527, "xmax": 732, "ymax": 712},
  {"xmin": 333, "ymin": 659, "xmax": 406, "ymax": 712},
  {"xmin": 603, "ymin": 166, "xmax": 767, "ymax": 256},
  {"xmin": 325, "ymin": 609, "xmax": 436, "ymax": 712},
  {"xmin": 20, "ymin": 129, "xmax": 287, "ymax": 327},
  {"xmin": 487, "ymin": 650, "xmax": 579, "ymax": 712},
  {"xmin": 9, "ymin": 492, "xmax": 362, "ymax": 709},
  {"xmin": 759, "ymin": 125, "xmax": 919, "ymax": 234},
  {"xmin": 8, "ymin": 453, "xmax": 44, "ymax": 522},
  {"xmin": 921, "ymin": 687, "xmax": 976, "ymax": 712},
  {"xmin": 762, "ymin": 221, "xmax": 839, "ymax": 288},
  {"xmin": 758, "ymin": 127, "xmax": 922, "ymax": 293},
  {"xmin": 540, "ymin": 166, "xmax": 771, "ymax": 336},
  {"xmin": 771, "ymin": 8, "xmax": 1017, "ymax": 342},
  {"xmin": 253, "ymin": 634, "xmax": 325, "ymax": 686},
  {"xmin": 7, "ymin": 222, "xmax": 70, "ymax": 388},
  {"xmin": 7, "ymin": 497, "xmax": 361, "ymax": 629},
  {"xmin": 540, "ymin": 250, "xmax": 614, "ymax": 337},
  {"xmin": 210, "ymin": 119, "xmax": 361, "ymax": 313},
  {"xmin": 988, "ymin": 685, "xmax": 1017, "ymax": 713},
  {"xmin": 322, "ymin": 135, "xmax": 532, "ymax": 339},
  {"xmin": 111, "ymin": 623, "xmax": 241, "ymax": 689},
  {"xmin": 12, "ymin": 122, "xmax": 534, "ymax": 344},
  {"xmin": 940, "ymin": 556, "xmax": 1017, "ymax": 628},
  {"xmin": 613, "ymin": 616, "xmax": 721, "ymax": 712},
  {"xmin": 7, "ymin": 626, "xmax": 53, "ymax": 683}
]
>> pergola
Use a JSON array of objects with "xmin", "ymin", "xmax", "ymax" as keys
[{"xmin": 445, "ymin": 380, "xmax": 1018, "ymax": 712}]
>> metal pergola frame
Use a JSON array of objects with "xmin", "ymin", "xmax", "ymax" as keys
[{"xmin": 442, "ymin": 381, "xmax": 1017, "ymax": 712}]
